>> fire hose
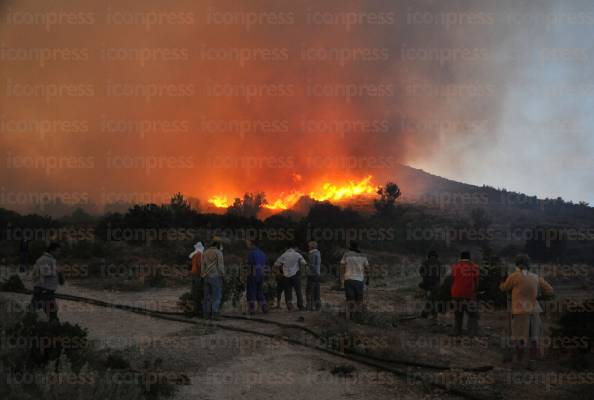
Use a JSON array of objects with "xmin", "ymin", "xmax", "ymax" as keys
[{"xmin": 2, "ymin": 288, "xmax": 499, "ymax": 400}]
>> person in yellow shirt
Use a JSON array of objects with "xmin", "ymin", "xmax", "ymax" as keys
[{"xmin": 500, "ymin": 254, "xmax": 554, "ymax": 369}]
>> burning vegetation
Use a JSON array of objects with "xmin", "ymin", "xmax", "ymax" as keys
[{"xmin": 207, "ymin": 175, "xmax": 378, "ymax": 211}]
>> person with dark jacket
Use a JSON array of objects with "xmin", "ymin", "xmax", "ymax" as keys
[
  {"xmin": 30, "ymin": 242, "xmax": 63, "ymax": 322},
  {"xmin": 419, "ymin": 250, "xmax": 444, "ymax": 319},
  {"xmin": 450, "ymin": 251, "xmax": 480, "ymax": 336}
]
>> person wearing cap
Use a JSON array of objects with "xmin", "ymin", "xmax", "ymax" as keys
[
  {"xmin": 274, "ymin": 243, "xmax": 307, "ymax": 311},
  {"xmin": 189, "ymin": 241, "xmax": 205, "ymax": 317},
  {"xmin": 450, "ymin": 251, "xmax": 480, "ymax": 336},
  {"xmin": 201, "ymin": 237, "xmax": 225, "ymax": 319},
  {"xmin": 306, "ymin": 241, "xmax": 322, "ymax": 311},
  {"xmin": 340, "ymin": 241, "xmax": 369, "ymax": 320},
  {"xmin": 500, "ymin": 254, "xmax": 554, "ymax": 369},
  {"xmin": 30, "ymin": 242, "xmax": 63, "ymax": 323},
  {"xmin": 419, "ymin": 250, "xmax": 445, "ymax": 319},
  {"xmin": 246, "ymin": 238, "xmax": 268, "ymax": 315}
]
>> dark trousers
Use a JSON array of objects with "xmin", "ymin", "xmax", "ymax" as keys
[
  {"xmin": 246, "ymin": 275, "xmax": 268, "ymax": 313},
  {"xmin": 306, "ymin": 275, "xmax": 321, "ymax": 311},
  {"xmin": 421, "ymin": 287, "xmax": 442, "ymax": 318},
  {"xmin": 275, "ymin": 275, "xmax": 284, "ymax": 305},
  {"xmin": 30, "ymin": 287, "xmax": 58, "ymax": 322},
  {"xmin": 453, "ymin": 298, "xmax": 479, "ymax": 335},
  {"xmin": 203, "ymin": 276, "xmax": 223, "ymax": 318},
  {"xmin": 344, "ymin": 279, "xmax": 365, "ymax": 320},
  {"xmin": 191, "ymin": 275, "xmax": 203, "ymax": 317},
  {"xmin": 283, "ymin": 273, "xmax": 304, "ymax": 310}
]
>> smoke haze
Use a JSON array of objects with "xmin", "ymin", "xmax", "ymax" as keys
[{"xmin": 0, "ymin": 0, "xmax": 592, "ymax": 214}]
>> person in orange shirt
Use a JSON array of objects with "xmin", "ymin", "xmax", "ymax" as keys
[
  {"xmin": 450, "ymin": 251, "xmax": 480, "ymax": 336},
  {"xmin": 189, "ymin": 241, "xmax": 205, "ymax": 317},
  {"xmin": 500, "ymin": 254, "xmax": 554, "ymax": 369}
]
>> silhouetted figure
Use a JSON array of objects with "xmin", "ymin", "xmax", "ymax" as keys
[{"xmin": 419, "ymin": 250, "xmax": 445, "ymax": 319}]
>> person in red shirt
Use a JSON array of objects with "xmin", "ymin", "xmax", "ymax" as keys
[{"xmin": 450, "ymin": 251, "xmax": 480, "ymax": 336}]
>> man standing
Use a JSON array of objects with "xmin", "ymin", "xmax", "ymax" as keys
[
  {"xmin": 274, "ymin": 243, "xmax": 307, "ymax": 311},
  {"xmin": 340, "ymin": 242, "xmax": 369, "ymax": 320},
  {"xmin": 306, "ymin": 241, "xmax": 322, "ymax": 311},
  {"xmin": 500, "ymin": 254, "xmax": 554, "ymax": 369},
  {"xmin": 246, "ymin": 239, "xmax": 268, "ymax": 315},
  {"xmin": 419, "ymin": 250, "xmax": 444, "ymax": 319},
  {"xmin": 201, "ymin": 238, "xmax": 225, "ymax": 320},
  {"xmin": 189, "ymin": 241, "xmax": 205, "ymax": 317},
  {"xmin": 450, "ymin": 251, "xmax": 480, "ymax": 336},
  {"xmin": 30, "ymin": 242, "xmax": 62, "ymax": 323}
]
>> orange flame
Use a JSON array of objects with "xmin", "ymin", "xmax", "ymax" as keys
[
  {"xmin": 208, "ymin": 195, "xmax": 229, "ymax": 208},
  {"xmin": 207, "ymin": 175, "xmax": 377, "ymax": 211},
  {"xmin": 310, "ymin": 175, "xmax": 376, "ymax": 202}
]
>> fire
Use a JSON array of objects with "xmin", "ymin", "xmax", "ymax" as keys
[
  {"xmin": 208, "ymin": 195, "xmax": 229, "ymax": 208},
  {"xmin": 263, "ymin": 192, "xmax": 303, "ymax": 210},
  {"xmin": 207, "ymin": 175, "xmax": 377, "ymax": 211},
  {"xmin": 309, "ymin": 175, "xmax": 376, "ymax": 202}
]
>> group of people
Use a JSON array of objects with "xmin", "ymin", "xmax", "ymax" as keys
[
  {"xmin": 418, "ymin": 250, "xmax": 555, "ymax": 368},
  {"xmin": 27, "ymin": 239, "xmax": 555, "ymax": 369},
  {"xmin": 188, "ymin": 238, "xmax": 370, "ymax": 320}
]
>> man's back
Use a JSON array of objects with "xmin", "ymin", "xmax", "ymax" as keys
[
  {"xmin": 420, "ymin": 260, "xmax": 443, "ymax": 289},
  {"xmin": 248, "ymin": 248, "xmax": 267, "ymax": 278},
  {"xmin": 451, "ymin": 260, "xmax": 479, "ymax": 299},
  {"xmin": 308, "ymin": 249, "xmax": 321, "ymax": 276},
  {"xmin": 500, "ymin": 269, "xmax": 553, "ymax": 314},
  {"xmin": 341, "ymin": 250, "xmax": 368, "ymax": 282},
  {"xmin": 275, "ymin": 249, "xmax": 305, "ymax": 277},
  {"xmin": 201, "ymin": 247, "xmax": 224, "ymax": 278}
]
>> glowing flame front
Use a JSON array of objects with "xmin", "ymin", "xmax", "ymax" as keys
[
  {"xmin": 207, "ymin": 175, "xmax": 377, "ymax": 211},
  {"xmin": 208, "ymin": 195, "xmax": 229, "ymax": 208}
]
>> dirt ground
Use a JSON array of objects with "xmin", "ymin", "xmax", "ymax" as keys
[
  {"xmin": 3, "ymin": 284, "xmax": 458, "ymax": 400},
  {"xmin": 3, "ymin": 267, "xmax": 593, "ymax": 400}
]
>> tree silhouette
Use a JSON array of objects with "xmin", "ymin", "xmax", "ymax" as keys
[
  {"xmin": 227, "ymin": 192, "xmax": 266, "ymax": 218},
  {"xmin": 374, "ymin": 182, "xmax": 401, "ymax": 215}
]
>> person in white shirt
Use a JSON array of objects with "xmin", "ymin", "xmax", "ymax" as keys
[
  {"xmin": 30, "ymin": 242, "xmax": 63, "ymax": 322},
  {"xmin": 274, "ymin": 244, "xmax": 307, "ymax": 311},
  {"xmin": 340, "ymin": 241, "xmax": 369, "ymax": 320}
]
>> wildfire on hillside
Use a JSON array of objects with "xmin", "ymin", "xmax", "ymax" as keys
[{"xmin": 207, "ymin": 175, "xmax": 378, "ymax": 211}]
